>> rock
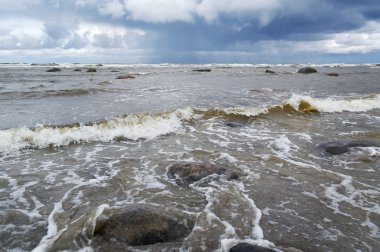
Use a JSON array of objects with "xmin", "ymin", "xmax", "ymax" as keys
[
  {"xmin": 193, "ymin": 69, "xmax": 212, "ymax": 72},
  {"xmin": 116, "ymin": 74, "xmax": 135, "ymax": 79},
  {"xmin": 46, "ymin": 67, "xmax": 61, "ymax": 72},
  {"xmin": 376, "ymin": 64, "xmax": 380, "ymax": 67},
  {"xmin": 226, "ymin": 171, "xmax": 239, "ymax": 180},
  {"xmin": 320, "ymin": 141, "xmax": 380, "ymax": 155},
  {"xmin": 167, "ymin": 163, "xmax": 226, "ymax": 187},
  {"xmin": 93, "ymin": 205, "xmax": 194, "ymax": 246},
  {"xmin": 230, "ymin": 243, "xmax": 276, "ymax": 252},
  {"xmin": 73, "ymin": 68, "xmax": 81, "ymax": 72},
  {"xmin": 96, "ymin": 64, "xmax": 103, "ymax": 66},
  {"xmin": 297, "ymin": 67, "xmax": 317, "ymax": 74},
  {"xmin": 86, "ymin": 68, "xmax": 97, "ymax": 72},
  {"xmin": 327, "ymin": 72, "xmax": 339, "ymax": 76},
  {"xmin": 265, "ymin": 70, "xmax": 276, "ymax": 74}
]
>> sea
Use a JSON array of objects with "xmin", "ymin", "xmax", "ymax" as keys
[{"xmin": 0, "ymin": 63, "xmax": 379, "ymax": 252}]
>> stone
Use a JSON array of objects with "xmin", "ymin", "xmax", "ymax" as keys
[
  {"xmin": 193, "ymin": 69, "xmax": 212, "ymax": 72},
  {"xmin": 230, "ymin": 243, "xmax": 276, "ymax": 252},
  {"xmin": 87, "ymin": 68, "xmax": 97, "ymax": 72},
  {"xmin": 167, "ymin": 163, "xmax": 226, "ymax": 187},
  {"xmin": 320, "ymin": 141, "xmax": 380, "ymax": 155},
  {"xmin": 93, "ymin": 205, "xmax": 194, "ymax": 246},
  {"xmin": 297, "ymin": 67, "xmax": 317, "ymax": 74},
  {"xmin": 265, "ymin": 70, "xmax": 276, "ymax": 74},
  {"xmin": 73, "ymin": 68, "xmax": 81, "ymax": 72},
  {"xmin": 46, "ymin": 67, "xmax": 61, "ymax": 72},
  {"xmin": 116, "ymin": 74, "xmax": 135, "ymax": 79},
  {"xmin": 326, "ymin": 72, "xmax": 339, "ymax": 76}
]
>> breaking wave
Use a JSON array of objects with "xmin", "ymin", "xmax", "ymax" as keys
[{"xmin": 1, "ymin": 94, "xmax": 378, "ymax": 154}]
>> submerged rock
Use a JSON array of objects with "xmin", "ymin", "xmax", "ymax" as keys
[
  {"xmin": 265, "ymin": 69, "xmax": 276, "ymax": 74},
  {"xmin": 320, "ymin": 141, "xmax": 380, "ymax": 155},
  {"xmin": 167, "ymin": 163, "xmax": 227, "ymax": 187},
  {"xmin": 230, "ymin": 243, "xmax": 276, "ymax": 252},
  {"xmin": 116, "ymin": 74, "xmax": 135, "ymax": 79},
  {"xmin": 326, "ymin": 72, "xmax": 339, "ymax": 76},
  {"xmin": 297, "ymin": 67, "xmax": 317, "ymax": 74},
  {"xmin": 46, "ymin": 67, "xmax": 61, "ymax": 72},
  {"xmin": 193, "ymin": 69, "xmax": 212, "ymax": 72},
  {"xmin": 86, "ymin": 68, "xmax": 97, "ymax": 72},
  {"xmin": 93, "ymin": 205, "xmax": 194, "ymax": 246}
]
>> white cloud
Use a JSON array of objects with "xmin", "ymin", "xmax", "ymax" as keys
[
  {"xmin": 99, "ymin": 0, "xmax": 125, "ymax": 18},
  {"xmin": 123, "ymin": 0, "xmax": 197, "ymax": 23}
]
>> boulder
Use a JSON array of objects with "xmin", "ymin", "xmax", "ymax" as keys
[
  {"xmin": 46, "ymin": 67, "xmax": 61, "ymax": 72},
  {"xmin": 93, "ymin": 205, "xmax": 194, "ymax": 246},
  {"xmin": 73, "ymin": 68, "xmax": 82, "ymax": 72},
  {"xmin": 230, "ymin": 243, "xmax": 276, "ymax": 252},
  {"xmin": 193, "ymin": 69, "xmax": 212, "ymax": 72},
  {"xmin": 320, "ymin": 141, "xmax": 380, "ymax": 155},
  {"xmin": 86, "ymin": 68, "xmax": 97, "ymax": 72},
  {"xmin": 116, "ymin": 74, "xmax": 135, "ymax": 79},
  {"xmin": 167, "ymin": 163, "xmax": 227, "ymax": 187},
  {"xmin": 326, "ymin": 72, "xmax": 339, "ymax": 76},
  {"xmin": 297, "ymin": 67, "xmax": 317, "ymax": 74},
  {"xmin": 265, "ymin": 70, "xmax": 276, "ymax": 74}
]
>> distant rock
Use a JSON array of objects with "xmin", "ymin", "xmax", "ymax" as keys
[
  {"xmin": 265, "ymin": 69, "xmax": 276, "ymax": 74},
  {"xmin": 93, "ymin": 205, "xmax": 194, "ymax": 246},
  {"xmin": 230, "ymin": 243, "xmax": 276, "ymax": 252},
  {"xmin": 116, "ymin": 74, "xmax": 135, "ymax": 79},
  {"xmin": 167, "ymin": 163, "xmax": 236, "ymax": 187},
  {"xmin": 319, "ymin": 140, "xmax": 380, "ymax": 155},
  {"xmin": 326, "ymin": 72, "xmax": 339, "ymax": 76},
  {"xmin": 193, "ymin": 69, "xmax": 212, "ymax": 72},
  {"xmin": 87, "ymin": 68, "xmax": 97, "ymax": 72},
  {"xmin": 297, "ymin": 67, "xmax": 317, "ymax": 74},
  {"xmin": 73, "ymin": 68, "xmax": 81, "ymax": 72},
  {"xmin": 376, "ymin": 64, "xmax": 380, "ymax": 67},
  {"xmin": 96, "ymin": 64, "xmax": 103, "ymax": 66},
  {"xmin": 46, "ymin": 67, "xmax": 61, "ymax": 72}
]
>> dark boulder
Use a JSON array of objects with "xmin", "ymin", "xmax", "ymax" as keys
[
  {"xmin": 167, "ymin": 163, "xmax": 226, "ymax": 187},
  {"xmin": 193, "ymin": 69, "xmax": 212, "ymax": 72},
  {"xmin": 96, "ymin": 64, "xmax": 103, "ymax": 66},
  {"xmin": 320, "ymin": 141, "xmax": 380, "ymax": 155},
  {"xmin": 94, "ymin": 205, "xmax": 194, "ymax": 246},
  {"xmin": 327, "ymin": 72, "xmax": 339, "ymax": 76},
  {"xmin": 297, "ymin": 67, "xmax": 317, "ymax": 74},
  {"xmin": 116, "ymin": 74, "xmax": 135, "ymax": 79},
  {"xmin": 87, "ymin": 68, "xmax": 97, "ymax": 72},
  {"xmin": 230, "ymin": 243, "xmax": 276, "ymax": 252},
  {"xmin": 73, "ymin": 68, "xmax": 82, "ymax": 72},
  {"xmin": 46, "ymin": 67, "xmax": 61, "ymax": 72},
  {"xmin": 265, "ymin": 70, "xmax": 276, "ymax": 74}
]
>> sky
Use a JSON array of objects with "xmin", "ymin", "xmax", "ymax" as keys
[{"xmin": 1, "ymin": 0, "xmax": 380, "ymax": 63}]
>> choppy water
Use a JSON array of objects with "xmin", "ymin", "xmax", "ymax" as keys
[{"xmin": 0, "ymin": 63, "xmax": 379, "ymax": 252}]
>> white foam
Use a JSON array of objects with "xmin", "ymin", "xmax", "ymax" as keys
[
  {"xmin": 285, "ymin": 94, "xmax": 380, "ymax": 113},
  {"xmin": 0, "ymin": 108, "xmax": 194, "ymax": 154}
]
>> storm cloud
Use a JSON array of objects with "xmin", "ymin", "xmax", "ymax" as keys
[{"xmin": 0, "ymin": 0, "xmax": 379, "ymax": 63}]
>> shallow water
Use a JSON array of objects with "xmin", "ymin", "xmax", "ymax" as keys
[{"xmin": 0, "ymin": 64, "xmax": 379, "ymax": 251}]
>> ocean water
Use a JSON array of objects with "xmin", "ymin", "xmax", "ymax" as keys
[{"xmin": 0, "ymin": 63, "xmax": 379, "ymax": 252}]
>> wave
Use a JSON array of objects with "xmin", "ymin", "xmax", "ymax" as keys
[
  {"xmin": 0, "ymin": 88, "xmax": 116, "ymax": 99},
  {"xmin": 1, "ymin": 94, "xmax": 378, "ymax": 154},
  {"xmin": 0, "ymin": 108, "xmax": 193, "ymax": 154}
]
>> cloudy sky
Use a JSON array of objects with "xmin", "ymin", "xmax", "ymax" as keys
[{"xmin": 1, "ymin": 0, "xmax": 380, "ymax": 63}]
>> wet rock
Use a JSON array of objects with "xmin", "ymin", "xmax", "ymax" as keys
[
  {"xmin": 193, "ymin": 69, "xmax": 212, "ymax": 72},
  {"xmin": 297, "ymin": 67, "xmax": 317, "ymax": 74},
  {"xmin": 46, "ymin": 67, "xmax": 61, "ymax": 72},
  {"xmin": 230, "ymin": 243, "xmax": 276, "ymax": 252},
  {"xmin": 226, "ymin": 170, "xmax": 239, "ymax": 180},
  {"xmin": 265, "ymin": 69, "xmax": 276, "ymax": 74},
  {"xmin": 93, "ymin": 205, "xmax": 194, "ymax": 246},
  {"xmin": 116, "ymin": 74, "xmax": 135, "ymax": 79},
  {"xmin": 73, "ymin": 68, "xmax": 82, "ymax": 72},
  {"xmin": 326, "ymin": 72, "xmax": 339, "ymax": 76},
  {"xmin": 320, "ymin": 141, "xmax": 380, "ymax": 155},
  {"xmin": 167, "ymin": 163, "xmax": 226, "ymax": 187},
  {"xmin": 96, "ymin": 64, "xmax": 103, "ymax": 66},
  {"xmin": 86, "ymin": 68, "xmax": 97, "ymax": 72}
]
